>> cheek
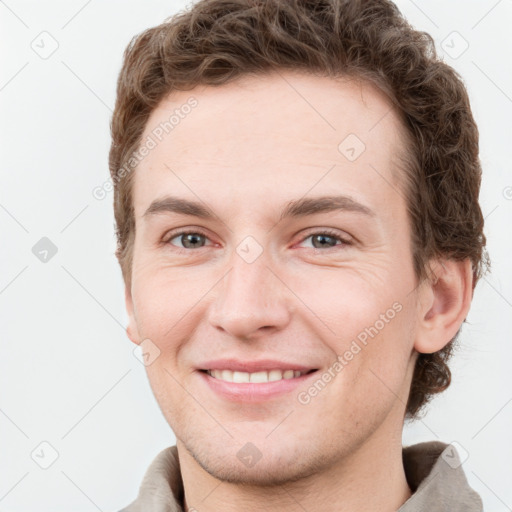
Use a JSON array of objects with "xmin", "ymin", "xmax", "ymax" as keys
[
  {"xmin": 131, "ymin": 261, "xmax": 214, "ymax": 344},
  {"xmin": 285, "ymin": 265, "xmax": 396, "ymax": 343},
  {"xmin": 294, "ymin": 270, "xmax": 415, "ymax": 402}
]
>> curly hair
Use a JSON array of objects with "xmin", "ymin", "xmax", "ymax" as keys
[{"xmin": 109, "ymin": 0, "xmax": 490, "ymax": 418}]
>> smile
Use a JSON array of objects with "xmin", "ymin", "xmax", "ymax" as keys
[
  {"xmin": 205, "ymin": 369, "xmax": 313, "ymax": 383},
  {"xmin": 198, "ymin": 366, "xmax": 319, "ymax": 402}
]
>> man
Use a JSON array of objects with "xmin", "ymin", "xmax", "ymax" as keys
[{"xmin": 109, "ymin": 0, "xmax": 489, "ymax": 510}]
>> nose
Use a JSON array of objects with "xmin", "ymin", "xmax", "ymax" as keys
[{"xmin": 207, "ymin": 255, "xmax": 292, "ymax": 341}]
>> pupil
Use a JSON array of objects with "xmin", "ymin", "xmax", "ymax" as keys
[
  {"xmin": 313, "ymin": 234, "xmax": 335, "ymax": 248},
  {"xmin": 183, "ymin": 233, "xmax": 203, "ymax": 248}
]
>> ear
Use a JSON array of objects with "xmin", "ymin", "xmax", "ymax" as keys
[
  {"xmin": 125, "ymin": 282, "xmax": 141, "ymax": 346},
  {"xmin": 414, "ymin": 258, "xmax": 473, "ymax": 354}
]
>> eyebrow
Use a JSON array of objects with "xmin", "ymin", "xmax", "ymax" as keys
[
  {"xmin": 142, "ymin": 194, "xmax": 375, "ymax": 221},
  {"xmin": 279, "ymin": 195, "xmax": 375, "ymax": 220}
]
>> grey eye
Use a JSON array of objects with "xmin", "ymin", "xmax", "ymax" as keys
[
  {"xmin": 169, "ymin": 232, "xmax": 207, "ymax": 249},
  {"xmin": 309, "ymin": 234, "xmax": 339, "ymax": 249}
]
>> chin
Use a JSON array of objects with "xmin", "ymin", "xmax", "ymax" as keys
[{"xmin": 180, "ymin": 433, "xmax": 331, "ymax": 487}]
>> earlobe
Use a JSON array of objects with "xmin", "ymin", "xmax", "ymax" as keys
[
  {"xmin": 125, "ymin": 283, "xmax": 141, "ymax": 346},
  {"xmin": 414, "ymin": 258, "xmax": 473, "ymax": 354}
]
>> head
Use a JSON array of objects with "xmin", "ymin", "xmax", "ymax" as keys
[{"xmin": 109, "ymin": 0, "xmax": 489, "ymax": 484}]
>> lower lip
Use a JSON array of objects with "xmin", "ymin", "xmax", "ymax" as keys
[{"xmin": 197, "ymin": 370, "xmax": 318, "ymax": 402}]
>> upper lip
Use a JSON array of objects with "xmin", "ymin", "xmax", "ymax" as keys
[{"xmin": 198, "ymin": 359, "xmax": 317, "ymax": 373}]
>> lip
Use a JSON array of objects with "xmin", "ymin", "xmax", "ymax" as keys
[
  {"xmin": 196, "ymin": 361, "xmax": 319, "ymax": 402},
  {"xmin": 197, "ymin": 358, "xmax": 316, "ymax": 373}
]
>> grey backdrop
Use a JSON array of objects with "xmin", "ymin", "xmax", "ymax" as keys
[{"xmin": 1, "ymin": 0, "xmax": 511, "ymax": 510}]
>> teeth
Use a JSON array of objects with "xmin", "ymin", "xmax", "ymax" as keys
[
  {"xmin": 250, "ymin": 371, "xmax": 268, "ymax": 383},
  {"xmin": 268, "ymin": 369, "xmax": 282, "ymax": 382},
  {"xmin": 232, "ymin": 371, "xmax": 249, "ymax": 383},
  {"xmin": 207, "ymin": 369, "xmax": 307, "ymax": 383},
  {"xmin": 221, "ymin": 370, "xmax": 232, "ymax": 381}
]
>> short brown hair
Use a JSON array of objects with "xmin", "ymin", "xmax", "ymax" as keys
[{"xmin": 109, "ymin": 0, "xmax": 490, "ymax": 418}]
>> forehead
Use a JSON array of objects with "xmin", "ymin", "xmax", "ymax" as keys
[{"xmin": 133, "ymin": 70, "xmax": 408, "ymax": 218}]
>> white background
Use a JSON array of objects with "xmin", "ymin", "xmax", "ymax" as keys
[{"xmin": 1, "ymin": 0, "xmax": 511, "ymax": 510}]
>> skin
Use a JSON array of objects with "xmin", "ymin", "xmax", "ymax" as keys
[{"xmin": 124, "ymin": 70, "xmax": 473, "ymax": 511}]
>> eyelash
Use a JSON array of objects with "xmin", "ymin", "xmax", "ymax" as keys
[{"xmin": 162, "ymin": 228, "xmax": 353, "ymax": 253}]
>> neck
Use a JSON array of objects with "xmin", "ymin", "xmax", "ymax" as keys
[{"xmin": 178, "ymin": 426, "xmax": 411, "ymax": 512}]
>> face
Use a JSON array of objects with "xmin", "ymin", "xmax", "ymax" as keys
[{"xmin": 125, "ymin": 70, "xmax": 422, "ymax": 485}]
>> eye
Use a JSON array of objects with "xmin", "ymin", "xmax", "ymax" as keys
[
  {"xmin": 298, "ymin": 229, "xmax": 352, "ymax": 250},
  {"xmin": 162, "ymin": 228, "xmax": 352, "ymax": 252},
  {"xmin": 164, "ymin": 230, "xmax": 213, "ymax": 250}
]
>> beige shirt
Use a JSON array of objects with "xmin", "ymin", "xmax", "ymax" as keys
[{"xmin": 119, "ymin": 441, "xmax": 483, "ymax": 511}]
